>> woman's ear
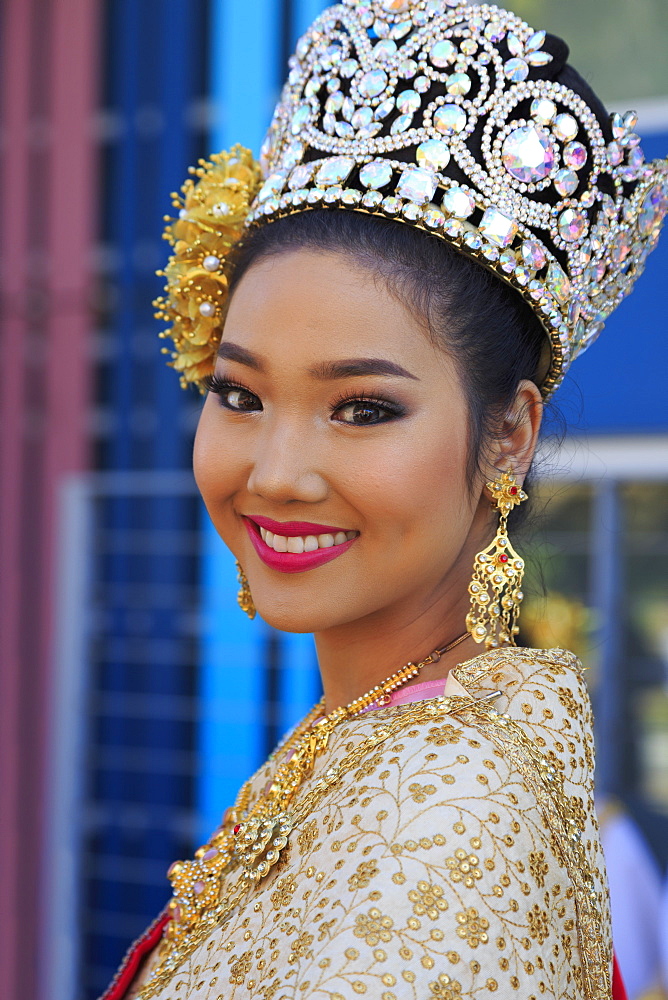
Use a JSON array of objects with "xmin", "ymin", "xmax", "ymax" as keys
[{"xmin": 488, "ymin": 379, "xmax": 543, "ymax": 485}]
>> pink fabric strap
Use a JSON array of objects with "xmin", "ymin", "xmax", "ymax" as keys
[{"xmin": 363, "ymin": 678, "xmax": 448, "ymax": 712}]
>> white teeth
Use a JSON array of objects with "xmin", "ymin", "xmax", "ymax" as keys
[{"xmin": 257, "ymin": 525, "xmax": 358, "ymax": 552}]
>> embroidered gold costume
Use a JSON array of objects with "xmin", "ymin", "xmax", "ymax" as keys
[{"xmin": 128, "ymin": 647, "xmax": 612, "ymax": 999}]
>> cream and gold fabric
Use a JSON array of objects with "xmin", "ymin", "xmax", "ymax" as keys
[{"xmin": 131, "ymin": 647, "xmax": 612, "ymax": 1000}]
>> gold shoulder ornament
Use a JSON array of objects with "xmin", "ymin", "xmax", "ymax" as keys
[
  {"xmin": 136, "ymin": 680, "xmax": 610, "ymax": 1000},
  {"xmin": 139, "ymin": 637, "xmax": 468, "ymax": 991}
]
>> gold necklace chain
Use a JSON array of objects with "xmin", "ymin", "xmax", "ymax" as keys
[
  {"xmin": 359, "ymin": 629, "xmax": 471, "ymax": 711},
  {"xmin": 157, "ymin": 630, "xmax": 471, "ymax": 967}
]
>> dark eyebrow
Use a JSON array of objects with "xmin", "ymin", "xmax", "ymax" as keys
[
  {"xmin": 309, "ymin": 357, "xmax": 419, "ymax": 381},
  {"xmin": 217, "ymin": 343, "xmax": 419, "ymax": 382},
  {"xmin": 216, "ymin": 341, "xmax": 264, "ymax": 370}
]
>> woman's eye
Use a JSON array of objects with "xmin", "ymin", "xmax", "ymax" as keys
[
  {"xmin": 334, "ymin": 400, "xmax": 397, "ymax": 425},
  {"xmin": 224, "ymin": 387, "xmax": 261, "ymax": 411},
  {"xmin": 206, "ymin": 376, "xmax": 262, "ymax": 412}
]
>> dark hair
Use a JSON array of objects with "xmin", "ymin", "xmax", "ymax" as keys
[{"xmin": 227, "ymin": 209, "xmax": 547, "ymax": 527}]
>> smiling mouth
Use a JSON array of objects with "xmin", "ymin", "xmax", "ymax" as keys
[
  {"xmin": 258, "ymin": 525, "xmax": 357, "ymax": 553},
  {"xmin": 243, "ymin": 517, "xmax": 359, "ymax": 574}
]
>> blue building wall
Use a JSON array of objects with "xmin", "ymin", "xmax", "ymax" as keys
[{"xmin": 84, "ymin": 1, "xmax": 210, "ymax": 994}]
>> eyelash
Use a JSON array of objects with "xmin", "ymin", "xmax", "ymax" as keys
[
  {"xmin": 329, "ymin": 388, "xmax": 405, "ymax": 423},
  {"xmin": 203, "ymin": 374, "xmax": 406, "ymax": 424},
  {"xmin": 204, "ymin": 374, "xmax": 259, "ymax": 408}
]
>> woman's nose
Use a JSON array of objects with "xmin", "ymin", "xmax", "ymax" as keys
[{"xmin": 246, "ymin": 421, "xmax": 329, "ymax": 505}]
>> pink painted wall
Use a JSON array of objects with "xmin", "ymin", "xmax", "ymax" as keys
[{"xmin": 0, "ymin": 0, "xmax": 100, "ymax": 995}]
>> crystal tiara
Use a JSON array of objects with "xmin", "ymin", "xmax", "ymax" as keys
[{"xmin": 156, "ymin": 0, "xmax": 668, "ymax": 397}]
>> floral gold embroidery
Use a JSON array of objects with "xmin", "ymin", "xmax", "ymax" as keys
[
  {"xmin": 408, "ymin": 881, "xmax": 448, "ymax": 919},
  {"xmin": 570, "ymin": 795, "xmax": 587, "ymax": 831},
  {"xmin": 270, "ymin": 875, "xmax": 297, "ymax": 909},
  {"xmin": 288, "ymin": 931, "xmax": 313, "ymax": 963},
  {"xmin": 318, "ymin": 918, "xmax": 336, "ymax": 941},
  {"xmin": 348, "ymin": 860, "xmax": 380, "ymax": 890},
  {"xmin": 528, "ymin": 904, "xmax": 550, "ymax": 944},
  {"xmin": 562, "ymin": 932, "xmax": 573, "ymax": 960},
  {"xmin": 353, "ymin": 908, "xmax": 394, "ymax": 946},
  {"xmin": 528, "ymin": 850, "xmax": 549, "ymax": 888},
  {"xmin": 408, "ymin": 782, "xmax": 437, "ymax": 802},
  {"xmin": 557, "ymin": 686, "xmax": 580, "ymax": 716},
  {"xmin": 428, "ymin": 973, "xmax": 463, "ymax": 998},
  {"xmin": 426, "ymin": 723, "xmax": 461, "ymax": 746},
  {"xmin": 455, "ymin": 907, "xmax": 490, "ymax": 947},
  {"xmin": 297, "ymin": 819, "xmax": 318, "ymax": 856},
  {"xmin": 228, "ymin": 950, "xmax": 252, "ymax": 985},
  {"xmin": 445, "ymin": 848, "xmax": 483, "ymax": 887}
]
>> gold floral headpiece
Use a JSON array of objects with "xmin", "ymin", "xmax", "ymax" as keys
[
  {"xmin": 154, "ymin": 147, "xmax": 263, "ymax": 387},
  {"xmin": 156, "ymin": 0, "xmax": 668, "ymax": 396}
]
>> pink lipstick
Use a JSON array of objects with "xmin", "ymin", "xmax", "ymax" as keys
[{"xmin": 243, "ymin": 516, "xmax": 358, "ymax": 574}]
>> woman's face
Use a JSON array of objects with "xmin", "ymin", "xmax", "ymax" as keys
[{"xmin": 194, "ymin": 248, "xmax": 492, "ymax": 635}]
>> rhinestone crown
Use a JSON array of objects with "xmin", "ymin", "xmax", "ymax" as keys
[{"xmin": 248, "ymin": 0, "xmax": 668, "ymax": 395}]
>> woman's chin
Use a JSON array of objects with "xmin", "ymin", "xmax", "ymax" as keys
[
  {"xmin": 249, "ymin": 590, "xmax": 365, "ymax": 635},
  {"xmin": 250, "ymin": 601, "xmax": 338, "ymax": 632},
  {"xmin": 254, "ymin": 608, "xmax": 327, "ymax": 634}
]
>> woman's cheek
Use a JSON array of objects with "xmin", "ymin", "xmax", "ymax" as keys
[
  {"xmin": 348, "ymin": 425, "xmax": 466, "ymax": 516},
  {"xmin": 192, "ymin": 415, "xmax": 216, "ymax": 501},
  {"xmin": 193, "ymin": 409, "xmax": 241, "ymax": 511}
]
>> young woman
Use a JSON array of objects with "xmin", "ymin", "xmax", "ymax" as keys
[{"xmin": 103, "ymin": 1, "xmax": 667, "ymax": 997}]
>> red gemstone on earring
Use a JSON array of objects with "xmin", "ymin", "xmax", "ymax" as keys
[
  {"xmin": 499, "ymin": 554, "xmax": 509, "ymax": 563},
  {"xmin": 233, "ymin": 824, "xmax": 241, "ymax": 835},
  {"xmin": 509, "ymin": 486, "xmax": 518, "ymax": 495}
]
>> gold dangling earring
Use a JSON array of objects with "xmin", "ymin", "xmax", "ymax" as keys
[
  {"xmin": 466, "ymin": 469, "xmax": 527, "ymax": 650},
  {"xmin": 236, "ymin": 560, "xmax": 256, "ymax": 619}
]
